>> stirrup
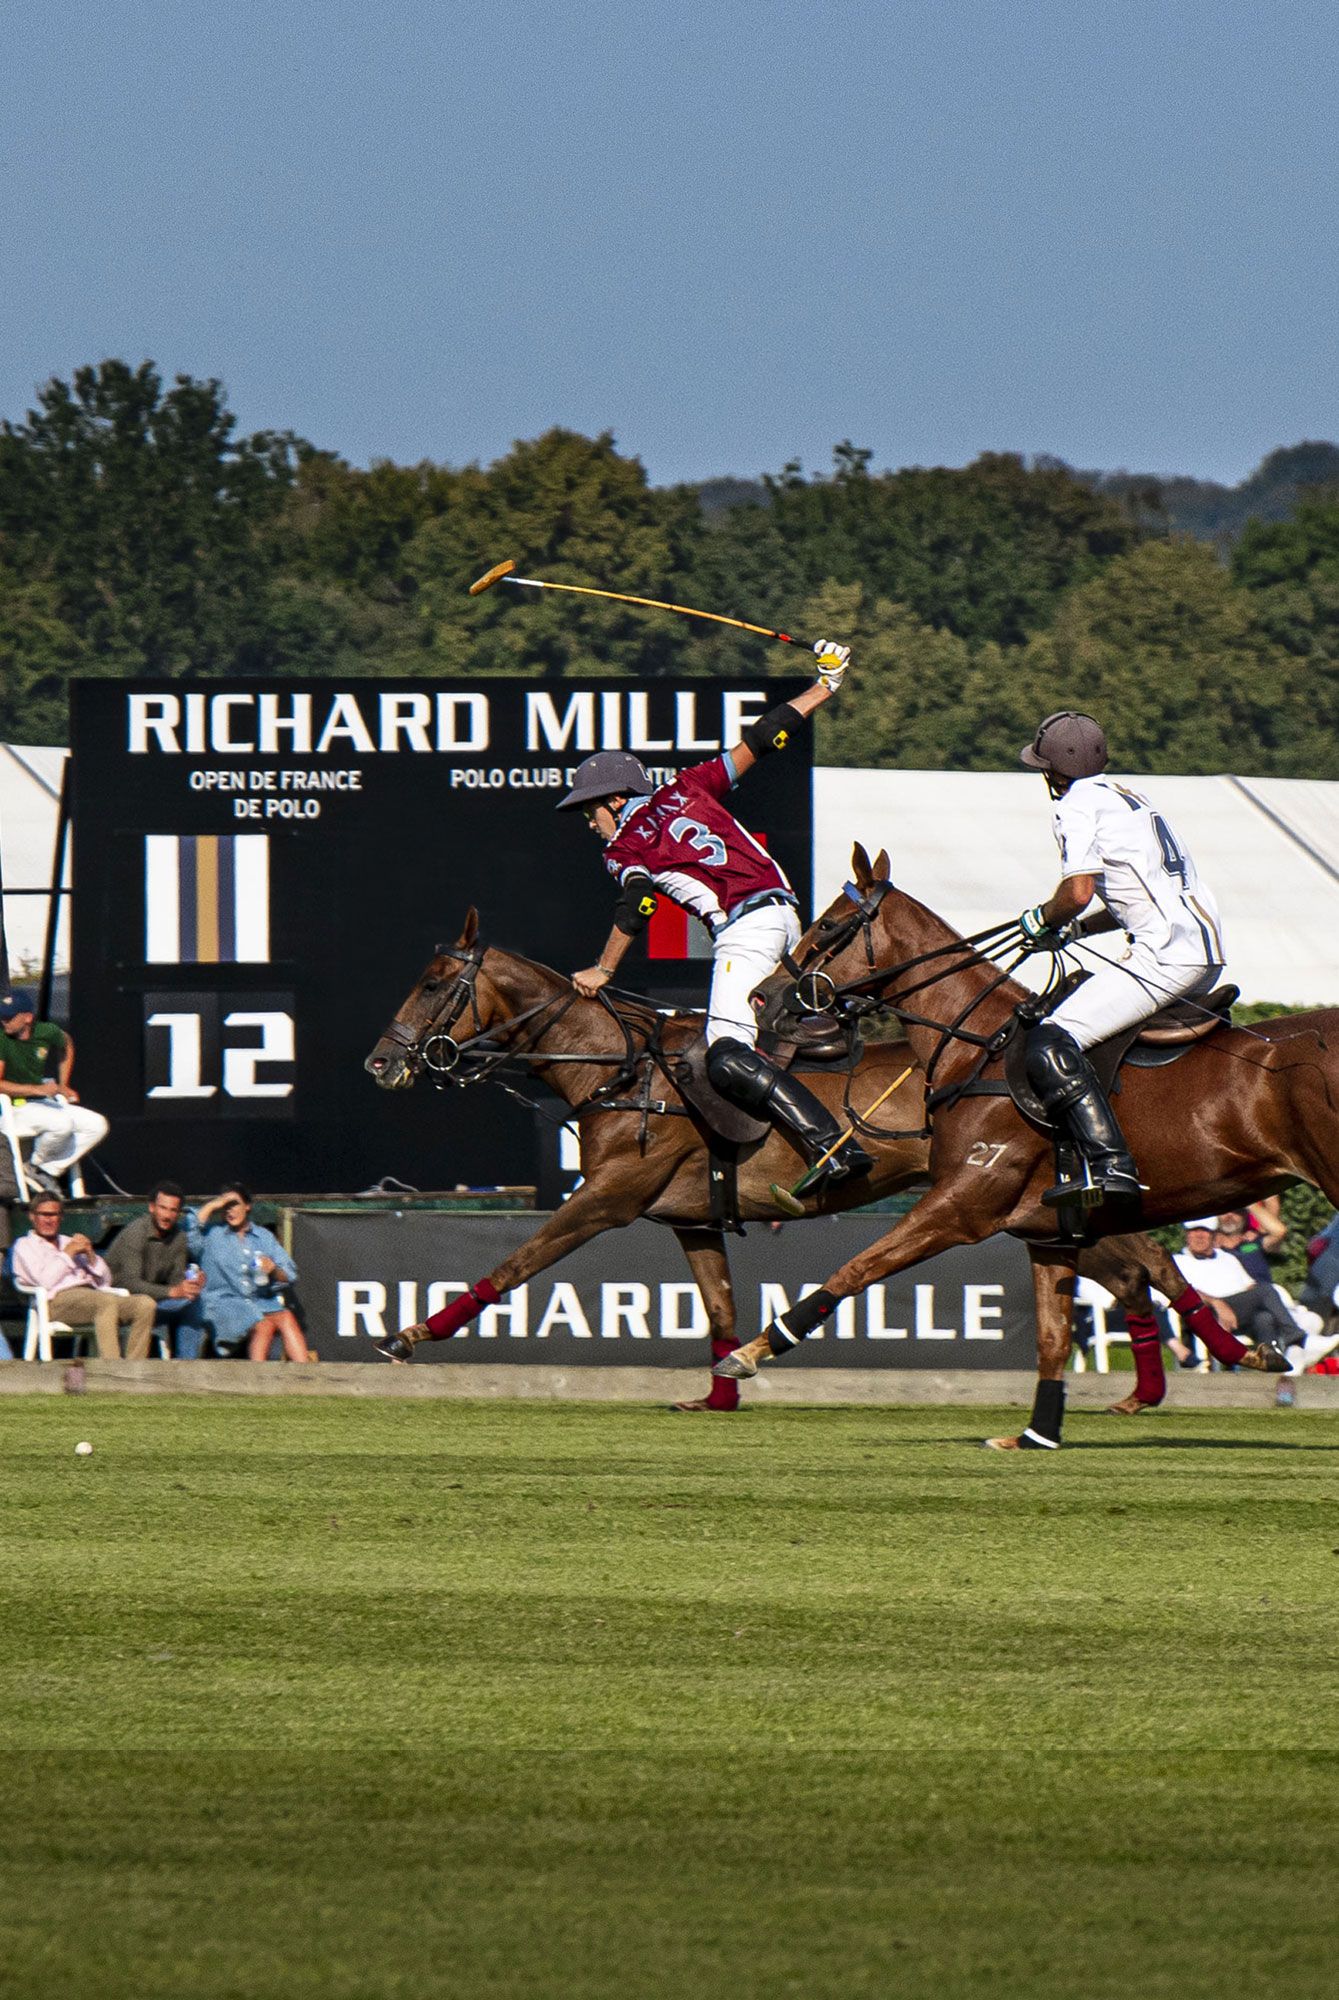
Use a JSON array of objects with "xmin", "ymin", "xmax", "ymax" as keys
[
  {"xmin": 1041, "ymin": 1154, "xmax": 1141, "ymax": 1209},
  {"xmin": 800, "ymin": 1139, "xmax": 874, "ymax": 1195}
]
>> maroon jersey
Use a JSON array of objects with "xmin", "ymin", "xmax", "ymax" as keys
[{"xmin": 603, "ymin": 757, "xmax": 795, "ymax": 936}]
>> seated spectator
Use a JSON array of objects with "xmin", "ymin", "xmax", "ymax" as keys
[
  {"xmin": 1214, "ymin": 1212, "xmax": 1274, "ymax": 1282},
  {"xmin": 1302, "ymin": 1210, "xmax": 1339, "ymax": 1316},
  {"xmin": 188, "ymin": 1183, "xmax": 307, "ymax": 1362},
  {"xmin": 106, "ymin": 1181, "xmax": 208, "ymax": 1358},
  {"xmin": 11, "ymin": 1191, "xmax": 155, "ymax": 1358},
  {"xmin": 0, "ymin": 987, "xmax": 109, "ymax": 1194},
  {"xmin": 1171, "ymin": 1217, "xmax": 1329, "ymax": 1372},
  {"xmin": 1245, "ymin": 1196, "xmax": 1288, "ymax": 1260}
]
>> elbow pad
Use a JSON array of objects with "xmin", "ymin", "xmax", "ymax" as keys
[
  {"xmin": 740, "ymin": 702, "xmax": 804, "ymax": 758},
  {"xmin": 613, "ymin": 874, "xmax": 659, "ymax": 937}
]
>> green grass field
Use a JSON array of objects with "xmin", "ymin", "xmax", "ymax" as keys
[{"xmin": 2, "ymin": 1397, "xmax": 1337, "ymax": 2000}]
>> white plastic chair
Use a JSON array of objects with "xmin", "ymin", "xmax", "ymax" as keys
[
  {"xmin": 0, "ymin": 1095, "xmax": 86, "ymax": 1199},
  {"xmin": 1070, "ymin": 1276, "xmax": 1132, "ymax": 1374},
  {"xmin": 11, "ymin": 1277, "xmax": 75, "ymax": 1361},
  {"xmin": 9, "ymin": 1278, "xmax": 156, "ymax": 1361},
  {"xmin": 0, "ymin": 1096, "xmax": 32, "ymax": 1202}
]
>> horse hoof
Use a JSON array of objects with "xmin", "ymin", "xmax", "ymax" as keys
[
  {"xmin": 712, "ymin": 1353, "xmax": 757, "ymax": 1381},
  {"xmin": 1241, "ymin": 1343, "xmax": 1290, "ymax": 1374},
  {"xmin": 670, "ymin": 1397, "xmax": 739, "ymax": 1412},
  {"xmin": 1106, "ymin": 1392, "xmax": 1162, "ymax": 1414},
  {"xmin": 983, "ymin": 1434, "xmax": 1024, "ymax": 1450},
  {"xmin": 374, "ymin": 1326, "xmax": 422, "ymax": 1364}
]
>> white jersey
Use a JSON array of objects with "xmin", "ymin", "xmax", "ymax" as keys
[
  {"xmin": 1051, "ymin": 777, "xmax": 1225, "ymax": 966},
  {"xmin": 1172, "ymin": 1248, "xmax": 1254, "ymax": 1300}
]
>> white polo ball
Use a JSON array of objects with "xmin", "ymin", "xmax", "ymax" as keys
[{"xmin": 75, "ymin": 1441, "xmax": 93, "ymax": 1457}]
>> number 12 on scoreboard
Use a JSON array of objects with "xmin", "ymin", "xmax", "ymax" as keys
[{"xmin": 143, "ymin": 992, "xmax": 296, "ymax": 1117}]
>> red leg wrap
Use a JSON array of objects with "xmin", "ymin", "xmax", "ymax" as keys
[
  {"xmin": 1124, "ymin": 1310, "xmax": 1166, "ymax": 1405},
  {"xmin": 1170, "ymin": 1285, "xmax": 1247, "ymax": 1368},
  {"xmin": 706, "ymin": 1338, "xmax": 741, "ymax": 1410},
  {"xmin": 425, "ymin": 1277, "xmax": 502, "ymax": 1341}
]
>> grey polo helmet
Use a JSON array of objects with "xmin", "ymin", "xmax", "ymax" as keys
[
  {"xmin": 557, "ymin": 751, "xmax": 655, "ymax": 812},
  {"xmin": 1020, "ymin": 710, "xmax": 1108, "ymax": 780}
]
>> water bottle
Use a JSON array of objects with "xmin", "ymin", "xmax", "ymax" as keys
[
  {"xmin": 1275, "ymin": 1375, "xmax": 1296, "ymax": 1409},
  {"xmin": 249, "ymin": 1250, "xmax": 268, "ymax": 1294}
]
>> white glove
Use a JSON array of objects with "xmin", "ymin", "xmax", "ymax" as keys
[{"xmin": 813, "ymin": 639, "xmax": 851, "ymax": 692}]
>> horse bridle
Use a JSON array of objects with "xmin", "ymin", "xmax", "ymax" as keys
[
  {"xmin": 778, "ymin": 878, "xmax": 894, "ymax": 1014},
  {"xmin": 777, "ymin": 878, "xmax": 1040, "ymax": 1092},
  {"xmin": 377, "ymin": 939, "xmax": 617, "ymax": 1094},
  {"xmin": 376, "ymin": 940, "xmax": 501, "ymax": 1083}
]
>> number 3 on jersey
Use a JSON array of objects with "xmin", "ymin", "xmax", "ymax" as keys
[
  {"xmin": 667, "ymin": 814, "xmax": 728, "ymax": 868},
  {"xmin": 1151, "ymin": 812, "xmax": 1188, "ymax": 885}
]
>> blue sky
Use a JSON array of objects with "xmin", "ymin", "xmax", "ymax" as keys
[{"xmin": 2, "ymin": 0, "xmax": 1335, "ymax": 486}]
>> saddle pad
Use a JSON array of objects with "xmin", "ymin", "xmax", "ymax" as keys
[{"xmin": 662, "ymin": 1033, "xmax": 770, "ymax": 1146}]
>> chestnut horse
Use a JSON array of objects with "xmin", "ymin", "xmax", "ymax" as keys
[
  {"xmin": 364, "ymin": 909, "xmax": 1220, "ymax": 1408},
  {"xmin": 719, "ymin": 846, "xmax": 1310, "ymax": 1444}
]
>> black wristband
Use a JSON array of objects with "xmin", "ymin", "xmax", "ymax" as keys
[{"xmin": 741, "ymin": 702, "xmax": 804, "ymax": 758}]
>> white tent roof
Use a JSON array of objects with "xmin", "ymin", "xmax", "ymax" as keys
[
  {"xmin": 0, "ymin": 745, "xmax": 68, "ymax": 974},
  {"xmin": 813, "ymin": 767, "xmax": 1339, "ymax": 1007}
]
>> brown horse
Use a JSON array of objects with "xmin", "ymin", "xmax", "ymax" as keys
[
  {"xmin": 719, "ymin": 845, "xmax": 1308, "ymax": 1443},
  {"xmin": 364, "ymin": 909, "xmax": 1221, "ymax": 1408}
]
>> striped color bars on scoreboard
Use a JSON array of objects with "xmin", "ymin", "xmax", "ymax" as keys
[{"xmin": 145, "ymin": 835, "xmax": 271, "ymax": 964}]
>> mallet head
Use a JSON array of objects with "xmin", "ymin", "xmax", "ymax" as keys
[{"xmin": 468, "ymin": 558, "xmax": 518, "ymax": 596}]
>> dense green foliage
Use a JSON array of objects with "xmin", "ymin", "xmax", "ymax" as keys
[
  {"xmin": 3, "ymin": 360, "xmax": 1339, "ymax": 771},
  {"xmin": 2, "ymin": 1395, "xmax": 1337, "ymax": 2000}
]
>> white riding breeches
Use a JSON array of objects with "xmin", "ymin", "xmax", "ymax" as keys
[
  {"xmin": 704, "ymin": 904, "xmax": 802, "ymax": 1049},
  {"xmin": 6, "ymin": 1099, "xmax": 110, "ymax": 1176},
  {"xmin": 1047, "ymin": 951, "xmax": 1223, "ymax": 1053}
]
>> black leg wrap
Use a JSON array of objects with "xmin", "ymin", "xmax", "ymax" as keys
[
  {"xmin": 767, "ymin": 1288, "xmax": 840, "ymax": 1354},
  {"xmin": 1021, "ymin": 1377, "xmax": 1065, "ymax": 1449}
]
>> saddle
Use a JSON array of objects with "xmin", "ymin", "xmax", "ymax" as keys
[
  {"xmin": 660, "ymin": 1015, "xmax": 863, "ymax": 1146},
  {"xmin": 1003, "ymin": 983, "xmax": 1240, "ymax": 1128}
]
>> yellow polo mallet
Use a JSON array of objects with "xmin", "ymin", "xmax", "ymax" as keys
[
  {"xmin": 770, "ymin": 1065, "xmax": 915, "ymax": 1218},
  {"xmin": 469, "ymin": 557, "xmax": 829, "ymax": 651}
]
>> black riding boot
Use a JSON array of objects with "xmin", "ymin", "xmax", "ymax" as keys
[
  {"xmin": 706, "ymin": 1039, "xmax": 873, "ymax": 1191},
  {"xmin": 1025, "ymin": 1022, "xmax": 1142, "ymax": 1207}
]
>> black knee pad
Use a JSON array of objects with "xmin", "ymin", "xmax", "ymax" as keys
[
  {"xmin": 706, "ymin": 1038, "xmax": 779, "ymax": 1113},
  {"xmin": 1025, "ymin": 1021, "xmax": 1089, "ymax": 1110}
]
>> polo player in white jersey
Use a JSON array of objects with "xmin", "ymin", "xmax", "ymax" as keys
[{"xmin": 1016, "ymin": 710, "xmax": 1226, "ymax": 1208}]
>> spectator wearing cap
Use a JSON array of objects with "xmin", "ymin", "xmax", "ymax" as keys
[
  {"xmin": 187, "ymin": 1183, "xmax": 306, "ymax": 1362},
  {"xmin": 1214, "ymin": 1212, "xmax": 1273, "ymax": 1284},
  {"xmin": 105, "ymin": 1181, "xmax": 208, "ymax": 1359},
  {"xmin": 1170, "ymin": 1217, "xmax": 1311, "ymax": 1366},
  {"xmin": 11, "ymin": 1190, "xmax": 155, "ymax": 1358},
  {"xmin": 0, "ymin": 986, "xmax": 109, "ymax": 1193}
]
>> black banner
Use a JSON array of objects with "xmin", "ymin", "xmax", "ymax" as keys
[
  {"xmin": 289, "ymin": 1211, "xmax": 1038, "ymax": 1368},
  {"xmin": 69, "ymin": 677, "xmax": 812, "ymax": 1194}
]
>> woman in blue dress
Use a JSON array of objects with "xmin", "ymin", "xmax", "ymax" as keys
[{"xmin": 187, "ymin": 1183, "xmax": 307, "ymax": 1362}]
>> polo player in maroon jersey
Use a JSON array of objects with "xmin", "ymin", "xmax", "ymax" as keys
[{"xmin": 560, "ymin": 641, "xmax": 873, "ymax": 1193}]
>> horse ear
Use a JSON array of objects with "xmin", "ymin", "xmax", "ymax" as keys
[
  {"xmin": 873, "ymin": 849, "xmax": 892, "ymax": 880},
  {"xmin": 851, "ymin": 842, "xmax": 872, "ymax": 885},
  {"xmin": 459, "ymin": 907, "xmax": 479, "ymax": 947}
]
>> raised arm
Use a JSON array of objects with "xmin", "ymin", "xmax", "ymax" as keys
[{"xmin": 725, "ymin": 642, "xmax": 850, "ymax": 780}]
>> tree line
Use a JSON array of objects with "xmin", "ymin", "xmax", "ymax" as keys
[{"xmin": 2, "ymin": 359, "xmax": 1337, "ymax": 775}]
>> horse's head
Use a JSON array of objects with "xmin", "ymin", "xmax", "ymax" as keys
[
  {"xmin": 364, "ymin": 908, "xmax": 499, "ymax": 1090},
  {"xmin": 753, "ymin": 843, "xmax": 895, "ymax": 1032}
]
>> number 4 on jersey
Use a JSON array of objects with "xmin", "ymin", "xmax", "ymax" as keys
[{"xmin": 1152, "ymin": 812, "xmax": 1188, "ymax": 885}]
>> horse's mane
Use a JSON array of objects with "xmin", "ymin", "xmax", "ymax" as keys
[{"xmin": 480, "ymin": 940, "xmax": 700, "ymax": 1036}]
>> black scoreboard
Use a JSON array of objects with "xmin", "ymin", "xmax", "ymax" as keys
[{"xmin": 69, "ymin": 678, "xmax": 813, "ymax": 1194}]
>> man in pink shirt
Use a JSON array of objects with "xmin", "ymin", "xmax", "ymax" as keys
[{"xmin": 11, "ymin": 1192, "xmax": 155, "ymax": 1358}]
